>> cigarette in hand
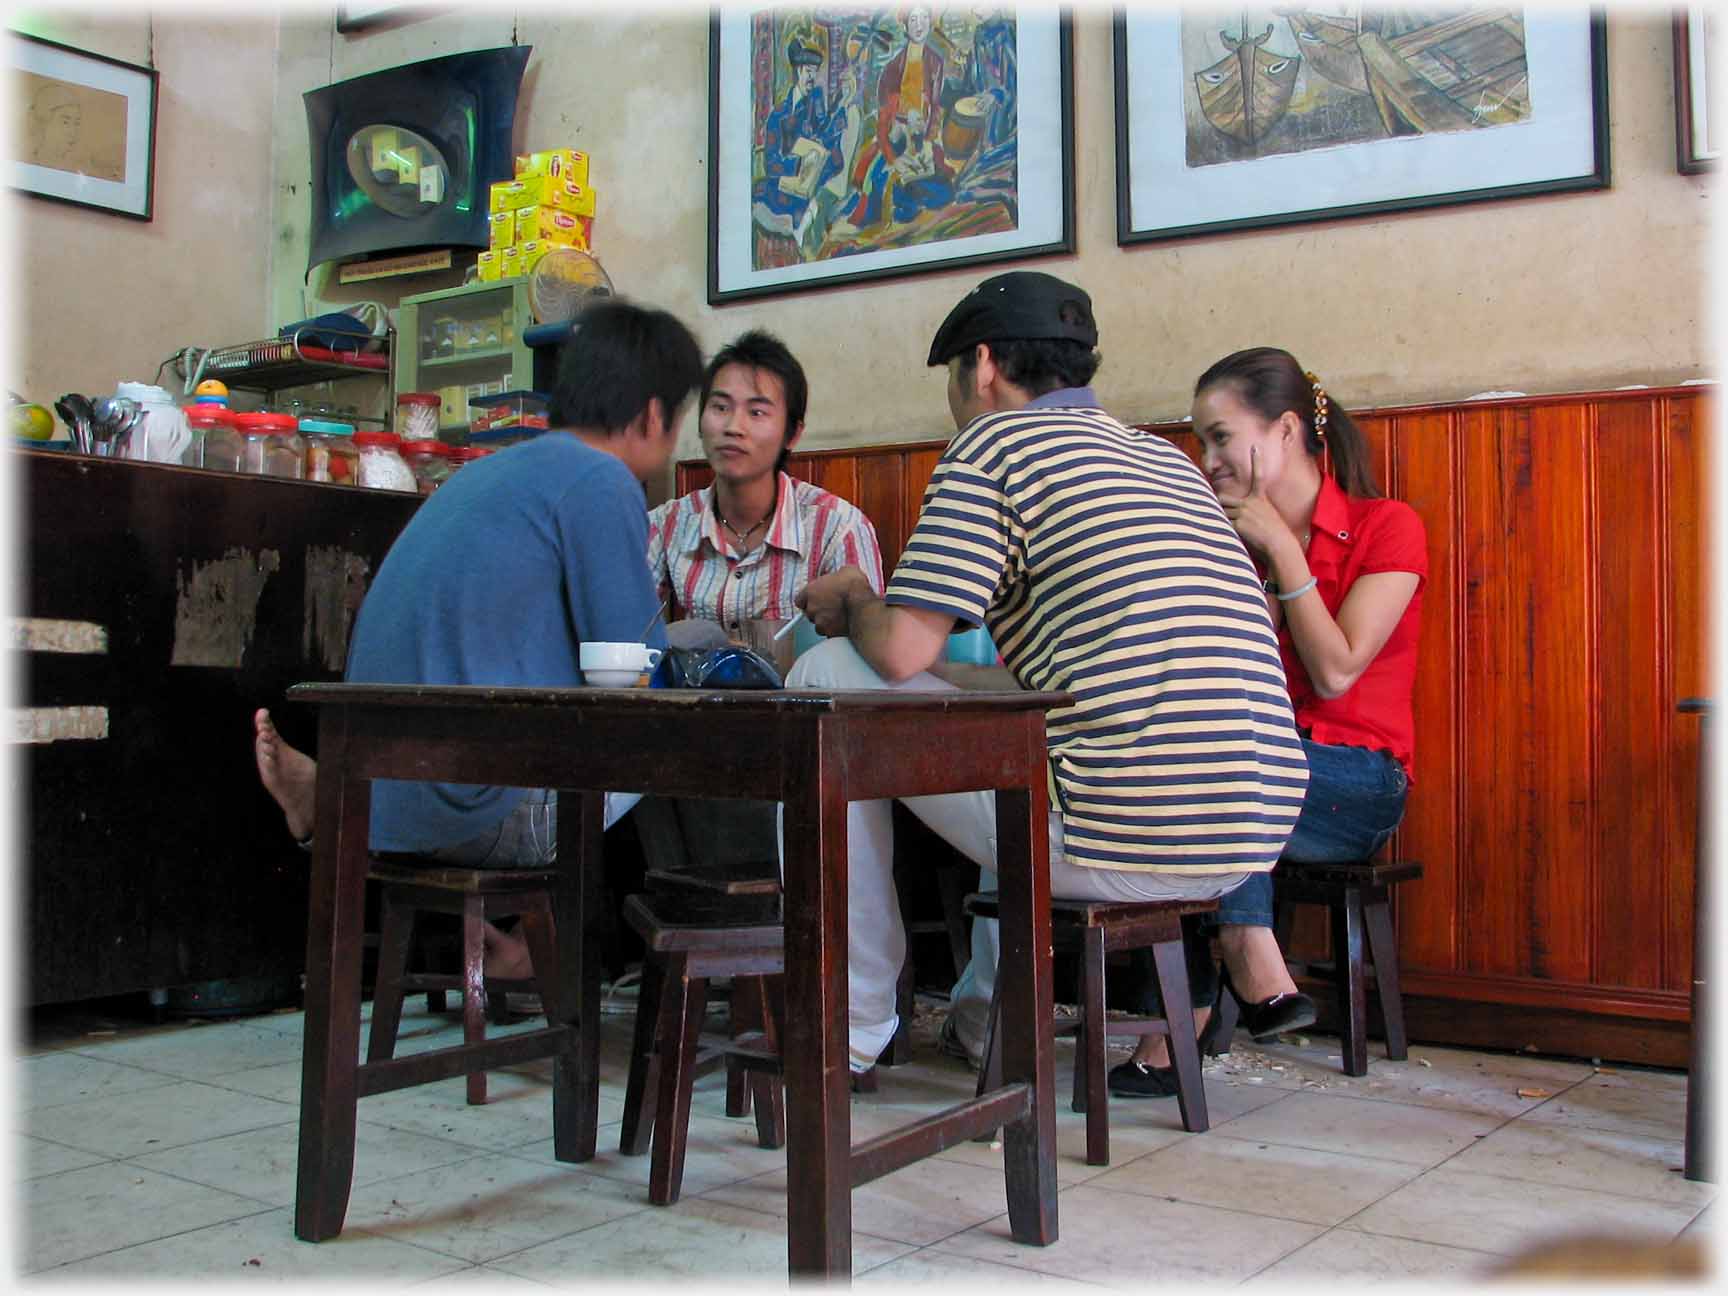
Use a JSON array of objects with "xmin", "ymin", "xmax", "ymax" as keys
[{"xmin": 773, "ymin": 610, "xmax": 806, "ymax": 641}]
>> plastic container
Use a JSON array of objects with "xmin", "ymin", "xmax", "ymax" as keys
[
  {"xmin": 116, "ymin": 381, "xmax": 197, "ymax": 466},
  {"xmin": 449, "ymin": 445, "xmax": 495, "ymax": 469},
  {"xmin": 233, "ymin": 411, "xmax": 304, "ymax": 479},
  {"xmin": 469, "ymin": 390, "xmax": 550, "ymax": 436},
  {"xmin": 187, "ymin": 405, "xmax": 240, "ymax": 471},
  {"xmin": 300, "ymin": 417, "xmax": 358, "ymax": 485},
  {"xmin": 395, "ymin": 392, "xmax": 441, "ymax": 441},
  {"xmin": 353, "ymin": 430, "xmax": 418, "ymax": 492},
  {"xmin": 401, "ymin": 439, "xmax": 453, "ymax": 494}
]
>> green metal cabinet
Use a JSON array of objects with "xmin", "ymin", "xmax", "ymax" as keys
[{"xmin": 395, "ymin": 278, "xmax": 534, "ymax": 437}]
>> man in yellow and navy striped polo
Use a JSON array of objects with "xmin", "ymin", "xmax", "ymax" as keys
[{"xmin": 791, "ymin": 271, "xmax": 1309, "ymax": 1085}]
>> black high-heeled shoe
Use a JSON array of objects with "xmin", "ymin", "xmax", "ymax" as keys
[{"xmin": 1215, "ymin": 964, "xmax": 1317, "ymax": 1044}]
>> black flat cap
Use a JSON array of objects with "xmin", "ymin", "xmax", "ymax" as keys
[{"xmin": 926, "ymin": 271, "xmax": 1097, "ymax": 367}]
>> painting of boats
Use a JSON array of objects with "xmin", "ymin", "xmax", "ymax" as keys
[{"xmin": 1181, "ymin": 6, "xmax": 1532, "ymax": 167}]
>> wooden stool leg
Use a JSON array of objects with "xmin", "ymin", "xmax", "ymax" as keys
[
  {"xmin": 462, "ymin": 893, "xmax": 490, "ymax": 1105},
  {"xmin": 884, "ymin": 955, "xmax": 914, "ymax": 1066},
  {"xmin": 1151, "ymin": 936, "xmax": 1209, "ymax": 1134},
  {"xmin": 972, "ymin": 978, "xmax": 1005, "ymax": 1141},
  {"xmin": 1206, "ymin": 978, "xmax": 1240, "ymax": 1057},
  {"xmin": 515, "ymin": 895, "xmax": 563, "ymax": 1022},
  {"xmin": 1333, "ymin": 891, "xmax": 1369, "ymax": 1077},
  {"xmin": 1079, "ymin": 925, "xmax": 1109, "ymax": 1166},
  {"xmin": 649, "ymin": 968, "xmax": 705, "ymax": 1206},
  {"xmin": 367, "ymin": 891, "xmax": 415, "ymax": 1063},
  {"xmin": 620, "ymin": 955, "xmax": 668, "ymax": 1156},
  {"xmin": 739, "ymin": 975, "xmax": 785, "ymax": 1150},
  {"xmin": 1362, "ymin": 893, "xmax": 1408, "ymax": 1060},
  {"xmin": 726, "ymin": 977, "xmax": 760, "ymax": 1119}
]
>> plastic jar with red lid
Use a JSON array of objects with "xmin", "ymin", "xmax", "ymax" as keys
[
  {"xmin": 187, "ymin": 405, "xmax": 240, "ymax": 472},
  {"xmin": 395, "ymin": 392, "xmax": 441, "ymax": 442},
  {"xmin": 233, "ymin": 411, "xmax": 304, "ymax": 479},
  {"xmin": 353, "ymin": 430, "xmax": 418, "ymax": 492},
  {"xmin": 401, "ymin": 439, "xmax": 454, "ymax": 494}
]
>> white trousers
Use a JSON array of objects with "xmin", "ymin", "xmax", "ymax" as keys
[{"xmin": 781, "ymin": 639, "xmax": 1251, "ymax": 1071}]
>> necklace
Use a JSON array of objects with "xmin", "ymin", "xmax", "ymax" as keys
[{"xmin": 716, "ymin": 511, "xmax": 767, "ymax": 547}]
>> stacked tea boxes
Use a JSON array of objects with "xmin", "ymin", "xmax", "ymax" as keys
[{"xmin": 478, "ymin": 149, "xmax": 596, "ymax": 281}]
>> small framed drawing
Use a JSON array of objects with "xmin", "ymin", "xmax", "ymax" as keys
[
  {"xmin": 9, "ymin": 31, "xmax": 157, "ymax": 220},
  {"xmin": 1114, "ymin": 8, "xmax": 1609, "ymax": 244},
  {"xmin": 1674, "ymin": 9, "xmax": 1718, "ymax": 173},
  {"xmin": 708, "ymin": 7, "xmax": 1074, "ymax": 305}
]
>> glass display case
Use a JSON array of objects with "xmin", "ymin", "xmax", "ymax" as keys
[{"xmin": 395, "ymin": 278, "xmax": 535, "ymax": 438}]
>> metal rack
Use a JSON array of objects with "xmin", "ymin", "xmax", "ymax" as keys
[{"xmin": 186, "ymin": 325, "xmax": 394, "ymax": 395}]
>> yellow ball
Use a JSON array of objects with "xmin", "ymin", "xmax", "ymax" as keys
[{"xmin": 194, "ymin": 379, "xmax": 229, "ymax": 397}]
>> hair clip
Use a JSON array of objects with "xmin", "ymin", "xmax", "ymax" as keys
[{"xmin": 1304, "ymin": 369, "xmax": 1329, "ymax": 439}]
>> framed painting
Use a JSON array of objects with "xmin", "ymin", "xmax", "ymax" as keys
[
  {"xmin": 9, "ymin": 31, "xmax": 157, "ymax": 220},
  {"xmin": 1674, "ymin": 8, "xmax": 1718, "ymax": 173},
  {"xmin": 1114, "ymin": 8, "xmax": 1609, "ymax": 244},
  {"xmin": 707, "ymin": 6, "xmax": 1073, "ymax": 304}
]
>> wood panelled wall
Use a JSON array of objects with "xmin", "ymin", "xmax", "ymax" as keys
[{"xmin": 678, "ymin": 386, "xmax": 1711, "ymax": 1063}]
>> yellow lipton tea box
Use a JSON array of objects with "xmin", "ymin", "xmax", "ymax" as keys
[
  {"xmin": 512, "ymin": 206, "xmax": 591, "ymax": 250},
  {"xmin": 487, "ymin": 210, "xmax": 514, "ymax": 249},
  {"xmin": 495, "ymin": 175, "xmax": 598, "ymax": 218},
  {"xmin": 513, "ymin": 149, "xmax": 591, "ymax": 187},
  {"xmin": 476, "ymin": 250, "xmax": 501, "ymax": 282},
  {"xmin": 499, "ymin": 244, "xmax": 523, "ymax": 279}
]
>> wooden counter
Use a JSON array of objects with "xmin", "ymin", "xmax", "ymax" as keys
[{"xmin": 17, "ymin": 450, "xmax": 420, "ymax": 1006}]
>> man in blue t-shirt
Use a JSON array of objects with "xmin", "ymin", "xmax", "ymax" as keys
[{"xmin": 254, "ymin": 299, "xmax": 702, "ymax": 976}]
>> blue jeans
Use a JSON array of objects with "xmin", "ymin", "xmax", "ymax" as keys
[{"xmin": 1213, "ymin": 739, "xmax": 1409, "ymax": 928}]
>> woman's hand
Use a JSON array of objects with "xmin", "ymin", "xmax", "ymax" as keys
[{"xmin": 1218, "ymin": 445, "xmax": 1299, "ymax": 561}]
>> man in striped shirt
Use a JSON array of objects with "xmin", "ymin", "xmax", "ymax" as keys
[
  {"xmin": 791, "ymin": 271, "xmax": 1309, "ymax": 1082},
  {"xmin": 646, "ymin": 330, "xmax": 883, "ymax": 640}
]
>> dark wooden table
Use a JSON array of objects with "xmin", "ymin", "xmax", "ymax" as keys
[{"xmin": 288, "ymin": 682, "xmax": 1070, "ymax": 1277}]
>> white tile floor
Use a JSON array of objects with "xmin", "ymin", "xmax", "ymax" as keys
[{"xmin": 14, "ymin": 992, "xmax": 1716, "ymax": 1283}]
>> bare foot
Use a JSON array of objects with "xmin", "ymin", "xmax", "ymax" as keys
[
  {"xmin": 484, "ymin": 925, "xmax": 534, "ymax": 981},
  {"xmin": 255, "ymin": 708, "xmax": 316, "ymax": 842}
]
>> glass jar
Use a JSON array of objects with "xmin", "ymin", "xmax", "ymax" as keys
[
  {"xmin": 300, "ymin": 417, "xmax": 358, "ymax": 485},
  {"xmin": 395, "ymin": 392, "xmax": 441, "ymax": 442},
  {"xmin": 401, "ymin": 439, "xmax": 452, "ymax": 494},
  {"xmin": 353, "ymin": 430, "xmax": 419, "ymax": 492},
  {"xmin": 449, "ymin": 445, "xmax": 495, "ymax": 472},
  {"xmin": 233, "ymin": 411, "xmax": 304, "ymax": 479},
  {"xmin": 187, "ymin": 406, "xmax": 240, "ymax": 471}
]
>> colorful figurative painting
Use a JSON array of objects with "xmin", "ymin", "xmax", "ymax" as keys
[
  {"xmin": 1182, "ymin": 7, "xmax": 1534, "ymax": 168},
  {"xmin": 747, "ymin": 5, "xmax": 1021, "ymax": 270}
]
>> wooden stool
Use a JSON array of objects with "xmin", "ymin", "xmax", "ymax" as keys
[
  {"xmin": 1208, "ymin": 857, "xmax": 1423, "ymax": 1076},
  {"xmin": 618, "ymin": 888, "xmax": 785, "ymax": 1205},
  {"xmin": 966, "ymin": 893, "xmax": 1217, "ymax": 1166},
  {"xmin": 366, "ymin": 857, "xmax": 563, "ymax": 1106}
]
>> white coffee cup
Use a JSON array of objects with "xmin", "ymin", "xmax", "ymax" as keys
[{"xmin": 579, "ymin": 641, "xmax": 663, "ymax": 688}]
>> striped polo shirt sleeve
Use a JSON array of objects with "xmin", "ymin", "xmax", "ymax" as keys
[{"xmin": 884, "ymin": 444, "xmax": 1017, "ymax": 628}]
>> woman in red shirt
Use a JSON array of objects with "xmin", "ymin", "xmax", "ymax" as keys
[{"xmin": 1112, "ymin": 347, "xmax": 1426, "ymax": 1098}]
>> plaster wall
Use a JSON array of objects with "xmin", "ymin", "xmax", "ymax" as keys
[
  {"xmin": 9, "ymin": 11, "xmax": 281, "ymax": 408},
  {"xmin": 266, "ymin": 6, "xmax": 1713, "ymax": 479}
]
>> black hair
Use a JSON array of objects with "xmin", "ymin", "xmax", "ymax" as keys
[
  {"xmin": 699, "ymin": 329, "xmax": 809, "ymax": 475},
  {"xmin": 1193, "ymin": 347, "xmax": 1381, "ymax": 498},
  {"xmin": 550, "ymin": 299, "xmax": 703, "ymax": 436},
  {"xmin": 955, "ymin": 335, "xmax": 1101, "ymax": 397}
]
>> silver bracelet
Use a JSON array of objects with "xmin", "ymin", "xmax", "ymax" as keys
[{"xmin": 1275, "ymin": 576, "xmax": 1318, "ymax": 602}]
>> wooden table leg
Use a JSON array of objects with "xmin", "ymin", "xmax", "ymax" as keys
[
  {"xmin": 294, "ymin": 712, "xmax": 370, "ymax": 1242},
  {"xmin": 995, "ymin": 719, "xmax": 1058, "ymax": 1247},
  {"xmin": 779, "ymin": 726, "xmax": 852, "ymax": 1278},
  {"xmin": 552, "ymin": 788, "xmax": 604, "ymax": 1163}
]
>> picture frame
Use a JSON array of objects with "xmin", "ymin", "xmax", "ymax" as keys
[
  {"xmin": 1114, "ymin": 8, "xmax": 1609, "ymax": 245},
  {"xmin": 9, "ymin": 31, "xmax": 157, "ymax": 221},
  {"xmin": 1674, "ymin": 8, "xmax": 1718, "ymax": 174},
  {"xmin": 708, "ymin": 7, "xmax": 1074, "ymax": 305}
]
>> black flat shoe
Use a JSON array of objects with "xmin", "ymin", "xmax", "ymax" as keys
[
  {"xmin": 1239, "ymin": 991, "xmax": 1317, "ymax": 1041},
  {"xmin": 1106, "ymin": 1059, "xmax": 1180, "ymax": 1099}
]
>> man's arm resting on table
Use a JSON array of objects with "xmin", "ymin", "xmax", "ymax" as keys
[
  {"xmin": 927, "ymin": 661, "xmax": 1022, "ymax": 691},
  {"xmin": 798, "ymin": 566, "xmax": 952, "ymax": 683}
]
